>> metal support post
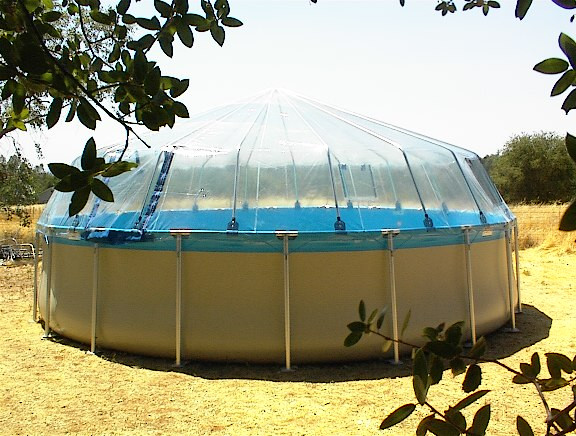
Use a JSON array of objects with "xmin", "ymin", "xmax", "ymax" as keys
[
  {"xmin": 505, "ymin": 225, "xmax": 519, "ymax": 332},
  {"xmin": 463, "ymin": 227, "xmax": 477, "ymax": 345},
  {"xmin": 383, "ymin": 230, "xmax": 401, "ymax": 364},
  {"xmin": 90, "ymin": 243, "xmax": 100, "ymax": 354},
  {"xmin": 42, "ymin": 231, "xmax": 53, "ymax": 338},
  {"xmin": 513, "ymin": 220, "xmax": 522, "ymax": 313},
  {"xmin": 171, "ymin": 230, "xmax": 191, "ymax": 367},
  {"xmin": 32, "ymin": 231, "xmax": 39, "ymax": 322},
  {"xmin": 276, "ymin": 231, "xmax": 298, "ymax": 371}
]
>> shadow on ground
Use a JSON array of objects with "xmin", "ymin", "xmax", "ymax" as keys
[{"xmin": 44, "ymin": 304, "xmax": 552, "ymax": 383}]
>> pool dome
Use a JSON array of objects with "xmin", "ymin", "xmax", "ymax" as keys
[{"xmin": 36, "ymin": 89, "xmax": 520, "ymax": 366}]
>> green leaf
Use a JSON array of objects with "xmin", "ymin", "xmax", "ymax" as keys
[
  {"xmin": 546, "ymin": 353, "xmax": 573, "ymax": 378},
  {"xmin": 379, "ymin": 404, "xmax": 416, "ymax": 430},
  {"xmin": 90, "ymin": 9, "xmax": 113, "ymax": 25},
  {"xmin": 401, "ymin": 309, "xmax": 411, "ymax": 337},
  {"xmin": 184, "ymin": 13, "xmax": 206, "ymax": 26},
  {"xmin": 445, "ymin": 408, "xmax": 466, "ymax": 432},
  {"xmin": 429, "ymin": 354, "xmax": 444, "ymax": 385},
  {"xmin": 366, "ymin": 308, "xmax": 379, "ymax": 325},
  {"xmin": 376, "ymin": 308, "xmax": 386, "ymax": 330},
  {"xmin": 169, "ymin": 78, "xmax": 189, "ymax": 98},
  {"xmin": 541, "ymin": 377, "xmax": 569, "ymax": 391},
  {"xmin": 559, "ymin": 200, "xmax": 576, "ymax": 231},
  {"xmin": 0, "ymin": 65, "xmax": 14, "ymax": 81},
  {"xmin": 77, "ymin": 99, "xmax": 101, "ymax": 129},
  {"xmin": 65, "ymin": 100, "xmax": 77, "ymax": 122},
  {"xmin": 413, "ymin": 349, "xmax": 429, "ymax": 404},
  {"xmin": 108, "ymin": 43, "xmax": 121, "ymax": 63},
  {"xmin": 516, "ymin": 416, "xmax": 534, "ymax": 436},
  {"xmin": 551, "ymin": 0, "xmax": 576, "ymax": 9},
  {"xmin": 566, "ymin": 132, "xmax": 576, "ymax": 163},
  {"xmin": 462, "ymin": 364, "xmax": 482, "ymax": 393},
  {"xmin": 424, "ymin": 341, "xmax": 460, "ymax": 359},
  {"xmin": 561, "ymin": 88, "xmax": 576, "ymax": 113},
  {"xmin": 69, "ymin": 186, "xmax": 91, "ymax": 216},
  {"xmin": 515, "ymin": 0, "xmax": 533, "ymax": 19},
  {"xmin": 531, "ymin": 352, "xmax": 541, "ymax": 375},
  {"xmin": 344, "ymin": 331, "xmax": 362, "ymax": 347},
  {"xmin": 101, "ymin": 161, "xmax": 138, "ymax": 177},
  {"xmin": 559, "ymin": 33, "xmax": 576, "ymax": 70},
  {"xmin": 42, "ymin": 11, "xmax": 62, "ymax": 22},
  {"xmin": 23, "ymin": 0, "xmax": 41, "ymax": 13},
  {"xmin": 445, "ymin": 321, "xmax": 464, "ymax": 346},
  {"xmin": 424, "ymin": 418, "xmax": 460, "ymax": 436},
  {"xmin": 381, "ymin": 339, "xmax": 393, "ymax": 353},
  {"xmin": 81, "ymin": 138, "xmax": 97, "ymax": 171},
  {"xmin": 221, "ymin": 16, "xmax": 243, "ymax": 27},
  {"xmin": 468, "ymin": 336, "xmax": 486, "ymax": 360},
  {"xmin": 46, "ymin": 98, "xmax": 62, "ymax": 129},
  {"xmin": 551, "ymin": 408, "xmax": 574, "ymax": 430},
  {"xmin": 117, "ymin": 0, "xmax": 131, "ymax": 14},
  {"xmin": 453, "ymin": 390, "xmax": 490, "ymax": 411},
  {"xmin": 175, "ymin": 0, "xmax": 189, "ymax": 14},
  {"xmin": 358, "ymin": 300, "xmax": 366, "ymax": 322},
  {"xmin": 423, "ymin": 327, "xmax": 439, "ymax": 341},
  {"xmin": 450, "ymin": 357, "xmax": 466, "ymax": 377},
  {"xmin": 551, "ymin": 70, "xmax": 576, "ymax": 96},
  {"xmin": 136, "ymin": 17, "xmax": 161, "ymax": 31},
  {"xmin": 534, "ymin": 58, "xmax": 569, "ymax": 75},
  {"xmin": 133, "ymin": 50, "xmax": 148, "ymax": 83},
  {"xmin": 347, "ymin": 321, "xmax": 366, "ymax": 333},
  {"xmin": 154, "ymin": 0, "xmax": 172, "ymax": 17},
  {"xmin": 12, "ymin": 82, "xmax": 26, "ymax": 115},
  {"xmin": 159, "ymin": 36, "xmax": 174, "ymax": 57},
  {"xmin": 48, "ymin": 163, "xmax": 78, "ymax": 179},
  {"xmin": 512, "ymin": 374, "xmax": 532, "ymax": 384},
  {"xmin": 177, "ymin": 21, "xmax": 194, "ymax": 47},
  {"xmin": 91, "ymin": 178, "xmax": 114, "ymax": 202},
  {"xmin": 145, "ymin": 67, "xmax": 161, "ymax": 96},
  {"xmin": 210, "ymin": 22, "xmax": 225, "ymax": 46},
  {"xmin": 469, "ymin": 404, "xmax": 491, "ymax": 436}
]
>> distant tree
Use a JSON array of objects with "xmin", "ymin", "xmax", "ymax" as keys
[
  {"xmin": 487, "ymin": 132, "xmax": 576, "ymax": 203},
  {"xmin": 0, "ymin": 152, "xmax": 55, "ymax": 225}
]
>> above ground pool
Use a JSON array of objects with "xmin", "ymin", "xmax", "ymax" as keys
[{"xmin": 35, "ymin": 90, "xmax": 520, "ymax": 366}]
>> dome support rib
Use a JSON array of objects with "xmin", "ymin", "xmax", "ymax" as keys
[
  {"xmin": 283, "ymin": 95, "xmax": 346, "ymax": 231},
  {"xmin": 294, "ymin": 94, "xmax": 432, "ymax": 226}
]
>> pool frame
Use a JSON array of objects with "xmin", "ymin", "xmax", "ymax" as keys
[{"xmin": 34, "ymin": 222, "xmax": 521, "ymax": 367}]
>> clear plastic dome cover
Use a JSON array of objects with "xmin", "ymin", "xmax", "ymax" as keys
[{"xmin": 39, "ymin": 89, "xmax": 513, "ymax": 240}]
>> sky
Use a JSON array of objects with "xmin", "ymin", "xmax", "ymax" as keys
[{"xmin": 2, "ymin": 0, "xmax": 576, "ymax": 165}]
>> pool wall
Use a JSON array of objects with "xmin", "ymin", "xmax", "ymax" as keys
[{"xmin": 36, "ymin": 228, "xmax": 516, "ymax": 364}]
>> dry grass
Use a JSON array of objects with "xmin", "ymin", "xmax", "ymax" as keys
[
  {"xmin": 0, "ymin": 204, "xmax": 575, "ymax": 434},
  {"xmin": 0, "ymin": 205, "xmax": 44, "ymax": 245},
  {"xmin": 511, "ymin": 204, "xmax": 576, "ymax": 253}
]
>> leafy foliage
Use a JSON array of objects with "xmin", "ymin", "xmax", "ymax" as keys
[
  {"xmin": 485, "ymin": 132, "xmax": 576, "ymax": 204},
  {"xmin": 0, "ymin": 152, "xmax": 56, "ymax": 226},
  {"xmin": 345, "ymin": 300, "xmax": 576, "ymax": 435},
  {"xmin": 0, "ymin": 0, "xmax": 242, "ymax": 215}
]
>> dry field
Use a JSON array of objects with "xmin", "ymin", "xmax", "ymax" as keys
[{"xmin": 0, "ymin": 205, "xmax": 575, "ymax": 435}]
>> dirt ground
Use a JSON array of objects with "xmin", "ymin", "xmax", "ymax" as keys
[{"xmin": 0, "ymin": 248, "xmax": 575, "ymax": 435}]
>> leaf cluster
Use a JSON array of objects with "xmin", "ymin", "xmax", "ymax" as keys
[
  {"xmin": 345, "ymin": 301, "xmax": 576, "ymax": 435},
  {"xmin": 48, "ymin": 137, "xmax": 137, "ymax": 215},
  {"xmin": 0, "ymin": 0, "xmax": 242, "ymax": 215}
]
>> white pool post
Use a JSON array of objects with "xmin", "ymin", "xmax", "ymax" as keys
[
  {"xmin": 90, "ymin": 243, "xmax": 100, "ymax": 354},
  {"xmin": 505, "ymin": 223, "xmax": 519, "ymax": 332},
  {"xmin": 32, "ymin": 231, "xmax": 40, "ymax": 322},
  {"xmin": 171, "ymin": 230, "xmax": 190, "ymax": 367},
  {"xmin": 513, "ymin": 219, "xmax": 522, "ymax": 313},
  {"xmin": 277, "ymin": 231, "xmax": 298, "ymax": 371},
  {"xmin": 463, "ymin": 226, "xmax": 477, "ymax": 345},
  {"xmin": 42, "ymin": 230, "xmax": 53, "ymax": 338},
  {"xmin": 383, "ymin": 230, "xmax": 401, "ymax": 365}
]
